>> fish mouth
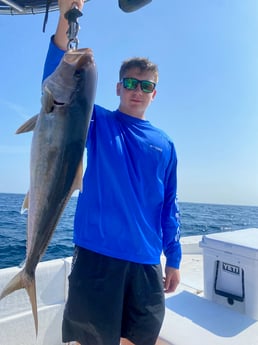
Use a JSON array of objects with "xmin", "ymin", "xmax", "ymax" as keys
[
  {"xmin": 53, "ymin": 99, "xmax": 65, "ymax": 106},
  {"xmin": 64, "ymin": 48, "xmax": 94, "ymax": 68},
  {"xmin": 41, "ymin": 47, "xmax": 96, "ymax": 107}
]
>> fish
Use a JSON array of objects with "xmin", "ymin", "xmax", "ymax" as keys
[{"xmin": 0, "ymin": 47, "xmax": 97, "ymax": 335}]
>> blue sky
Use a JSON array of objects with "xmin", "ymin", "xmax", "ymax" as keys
[{"xmin": 0, "ymin": 0, "xmax": 257, "ymax": 206}]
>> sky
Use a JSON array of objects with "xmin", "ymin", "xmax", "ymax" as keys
[{"xmin": 0, "ymin": 0, "xmax": 257, "ymax": 206}]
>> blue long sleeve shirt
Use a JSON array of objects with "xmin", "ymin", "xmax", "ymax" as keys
[{"xmin": 43, "ymin": 37, "xmax": 182, "ymax": 268}]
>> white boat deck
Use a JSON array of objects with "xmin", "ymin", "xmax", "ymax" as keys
[
  {"xmin": 1, "ymin": 233, "xmax": 258, "ymax": 345},
  {"xmin": 160, "ymin": 233, "xmax": 258, "ymax": 345}
]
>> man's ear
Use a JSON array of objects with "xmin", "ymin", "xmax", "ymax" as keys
[
  {"xmin": 116, "ymin": 82, "xmax": 121, "ymax": 96},
  {"xmin": 151, "ymin": 89, "xmax": 157, "ymax": 100}
]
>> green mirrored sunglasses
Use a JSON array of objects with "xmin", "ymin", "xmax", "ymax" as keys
[{"xmin": 121, "ymin": 77, "xmax": 156, "ymax": 93}]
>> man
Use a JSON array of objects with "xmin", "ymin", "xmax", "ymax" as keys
[{"xmin": 43, "ymin": 1, "xmax": 181, "ymax": 344}]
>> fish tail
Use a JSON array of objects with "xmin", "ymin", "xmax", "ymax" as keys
[
  {"xmin": 0, "ymin": 269, "xmax": 38, "ymax": 335},
  {"xmin": 26, "ymin": 277, "xmax": 38, "ymax": 336}
]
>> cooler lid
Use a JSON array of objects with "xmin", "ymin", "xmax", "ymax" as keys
[{"xmin": 200, "ymin": 228, "xmax": 258, "ymax": 260}]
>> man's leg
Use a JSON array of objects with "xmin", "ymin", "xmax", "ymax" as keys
[
  {"xmin": 120, "ymin": 338, "xmax": 134, "ymax": 345},
  {"xmin": 155, "ymin": 338, "xmax": 174, "ymax": 345}
]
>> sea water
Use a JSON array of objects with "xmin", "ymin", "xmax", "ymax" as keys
[{"xmin": 0, "ymin": 193, "xmax": 257, "ymax": 269}]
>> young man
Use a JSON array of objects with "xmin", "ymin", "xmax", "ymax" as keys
[{"xmin": 43, "ymin": 1, "xmax": 181, "ymax": 344}]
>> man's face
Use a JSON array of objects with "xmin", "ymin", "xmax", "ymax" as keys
[{"xmin": 117, "ymin": 67, "xmax": 157, "ymax": 119}]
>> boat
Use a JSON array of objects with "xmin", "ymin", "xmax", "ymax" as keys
[
  {"xmin": 1, "ymin": 228, "xmax": 258, "ymax": 345},
  {"xmin": 0, "ymin": 0, "xmax": 152, "ymax": 15},
  {"xmin": 1, "ymin": 2, "xmax": 257, "ymax": 344}
]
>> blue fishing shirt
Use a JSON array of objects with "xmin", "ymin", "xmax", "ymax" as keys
[{"xmin": 43, "ymin": 37, "xmax": 182, "ymax": 268}]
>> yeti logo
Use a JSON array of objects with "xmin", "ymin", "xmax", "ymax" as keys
[{"xmin": 222, "ymin": 262, "xmax": 240, "ymax": 275}]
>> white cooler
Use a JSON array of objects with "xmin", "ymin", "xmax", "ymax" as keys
[{"xmin": 199, "ymin": 228, "xmax": 258, "ymax": 320}]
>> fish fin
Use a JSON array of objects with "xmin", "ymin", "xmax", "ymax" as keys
[
  {"xmin": 16, "ymin": 115, "xmax": 38, "ymax": 134},
  {"xmin": 21, "ymin": 192, "xmax": 29, "ymax": 214},
  {"xmin": 71, "ymin": 159, "xmax": 84, "ymax": 192},
  {"xmin": 0, "ymin": 270, "xmax": 24, "ymax": 300},
  {"xmin": 0, "ymin": 269, "xmax": 38, "ymax": 336},
  {"xmin": 27, "ymin": 278, "xmax": 38, "ymax": 336}
]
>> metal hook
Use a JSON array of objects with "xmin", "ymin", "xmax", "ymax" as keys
[{"xmin": 65, "ymin": 5, "xmax": 83, "ymax": 50}]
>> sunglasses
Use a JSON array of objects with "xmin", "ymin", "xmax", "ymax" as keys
[{"xmin": 121, "ymin": 77, "xmax": 156, "ymax": 93}]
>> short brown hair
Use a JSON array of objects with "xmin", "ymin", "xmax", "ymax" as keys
[{"xmin": 119, "ymin": 57, "xmax": 159, "ymax": 83}]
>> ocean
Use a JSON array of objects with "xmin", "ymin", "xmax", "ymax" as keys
[{"xmin": 0, "ymin": 193, "xmax": 257, "ymax": 269}]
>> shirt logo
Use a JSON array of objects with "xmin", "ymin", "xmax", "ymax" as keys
[{"xmin": 149, "ymin": 144, "xmax": 163, "ymax": 152}]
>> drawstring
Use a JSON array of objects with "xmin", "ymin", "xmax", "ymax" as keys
[{"xmin": 42, "ymin": 0, "xmax": 52, "ymax": 33}]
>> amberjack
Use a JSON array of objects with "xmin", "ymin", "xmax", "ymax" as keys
[{"xmin": 0, "ymin": 48, "xmax": 97, "ymax": 335}]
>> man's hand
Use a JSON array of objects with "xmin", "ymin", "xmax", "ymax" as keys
[
  {"xmin": 163, "ymin": 266, "xmax": 180, "ymax": 293},
  {"xmin": 54, "ymin": 0, "xmax": 85, "ymax": 51},
  {"xmin": 58, "ymin": 0, "xmax": 84, "ymax": 17}
]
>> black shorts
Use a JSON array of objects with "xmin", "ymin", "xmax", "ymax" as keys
[{"xmin": 62, "ymin": 246, "xmax": 165, "ymax": 345}]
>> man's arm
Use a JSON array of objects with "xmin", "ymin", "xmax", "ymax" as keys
[
  {"xmin": 42, "ymin": 0, "xmax": 85, "ymax": 81},
  {"xmin": 162, "ymin": 144, "xmax": 181, "ymax": 293}
]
